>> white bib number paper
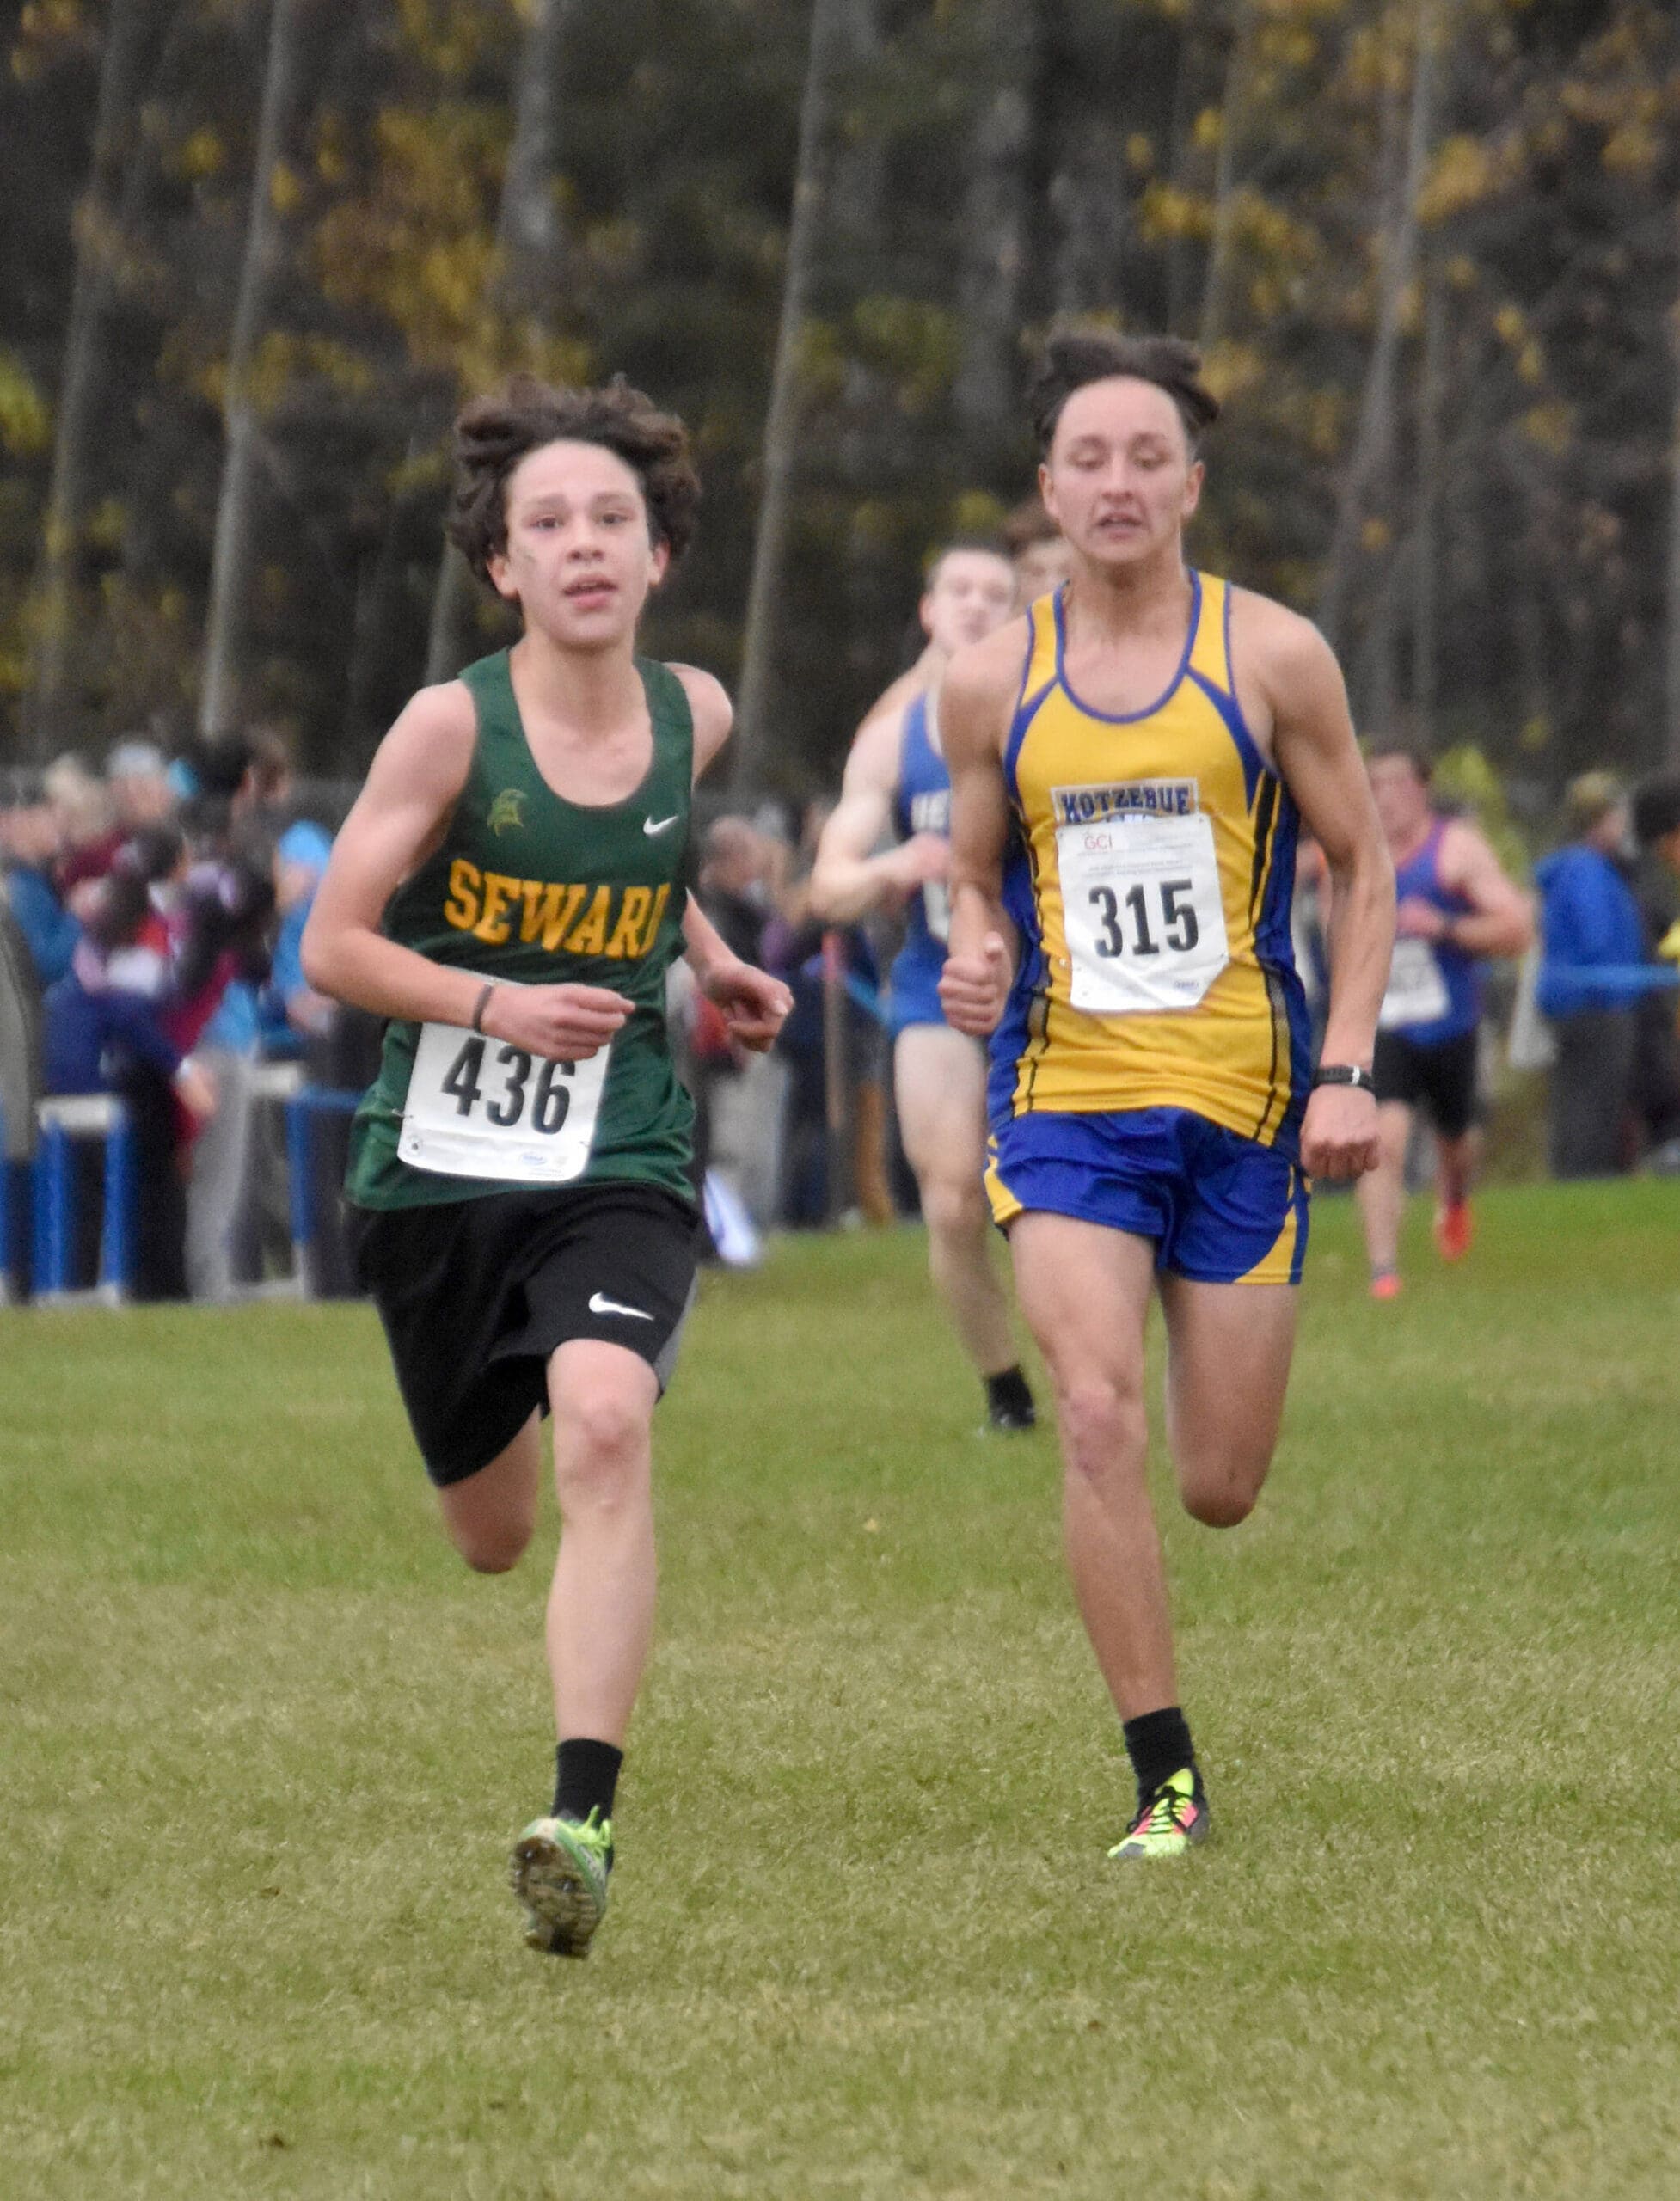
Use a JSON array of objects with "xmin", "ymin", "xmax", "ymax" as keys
[
  {"xmin": 922, "ymin": 879, "xmax": 951, "ymax": 944},
  {"xmin": 401, "ymin": 1012, "xmax": 609, "ymax": 1184},
  {"xmin": 1378, "ymin": 936, "xmax": 1450, "ymax": 1031},
  {"xmin": 1056, "ymin": 806, "xmax": 1229, "ymax": 1015}
]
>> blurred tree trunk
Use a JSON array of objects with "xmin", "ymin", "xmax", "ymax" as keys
[
  {"xmin": 1412, "ymin": 250, "xmax": 1446, "ymax": 743},
  {"xmin": 828, "ymin": 0, "xmax": 882, "ymax": 249},
  {"xmin": 1163, "ymin": 0, "xmax": 1206, "ymax": 335},
  {"xmin": 199, "ymin": 0, "xmax": 313, "ymax": 739},
  {"xmin": 425, "ymin": 0, "xmax": 577, "ymax": 687},
  {"xmin": 1319, "ymin": 0, "xmax": 1437, "ymax": 663},
  {"xmin": 25, "ymin": 0, "xmax": 161, "ymax": 759},
  {"xmin": 953, "ymin": 4, "xmax": 1037, "ymax": 461},
  {"xmin": 1668, "ymin": 204, "xmax": 1680, "ymax": 764},
  {"xmin": 733, "ymin": 0, "xmax": 850, "ymax": 792},
  {"xmin": 1197, "ymin": 0, "xmax": 1258, "ymax": 354}
]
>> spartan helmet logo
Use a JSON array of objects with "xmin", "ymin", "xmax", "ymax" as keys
[{"xmin": 487, "ymin": 788, "xmax": 525, "ymax": 836}]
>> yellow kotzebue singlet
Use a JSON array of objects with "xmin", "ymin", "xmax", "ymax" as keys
[{"xmin": 991, "ymin": 573, "xmax": 1311, "ymax": 1155}]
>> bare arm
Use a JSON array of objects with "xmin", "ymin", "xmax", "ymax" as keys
[
  {"xmin": 858, "ymin": 647, "xmax": 938, "ymax": 731},
  {"xmin": 938, "ymin": 626, "xmax": 1025, "ymax": 1033},
  {"xmin": 670, "ymin": 664, "xmax": 794, "ymax": 1049},
  {"xmin": 672, "ymin": 661, "xmax": 734, "ymax": 785},
  {"xmin": 301, "ymin": 684, "xmax": 631, "ymax": 1061},
  {"xmin": 1428, "ymin": 822, "xmax": 1533, "ymax": 957},
  {"xmin": 1262, "ymin": 609, "xmax": 1395, "ymax": 1178},
  {"xmin": 808, "ymin": 708, "xmax": 944, "ymax": 923}
]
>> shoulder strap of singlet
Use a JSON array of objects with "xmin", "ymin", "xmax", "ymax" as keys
[
  {"xmin": 1186, "ymin": 572, "xmax": 1232, "ymax": 696},
  {"xmin": 1021, "ymin": 592, "xmax": 1059, "ymax": 708},
  {"xmin": 1004, "ymin": 596, "xmax": 1059, "ymax": 794},
  {"xmin": 900, "ymin": 687, "xmax": 930, "ymax": 778},
  {"xmin": 635, "ymin": 657, "xmax": 696, "ymax": 796},
  {"xmin": 1184, "ymin": 573, "xmax": 1272, "ymax": 802}
]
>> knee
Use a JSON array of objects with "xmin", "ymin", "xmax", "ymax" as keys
[
  {"xmin": 1175, "ymin": 1438, "xmax": 1267, "ymax": 1529},
  {"xmin": 451, "ymin": 1514, "xmax": 535, "ymax": 1574},
  {"xmin": 553, "ymin": 1388, "xmax": 651, "ymax": 1514},
  {"xmin": 1180, "ymin": 1480, "xmax": 1258, "ymax": 1530},
  {"xmin": 1055, "ymin": 1376, "xmax": 1147, "ymax": 1482},
  {"xmin": 919, "ymin": 1170, "xmax": 987, "ymax": 1246}
]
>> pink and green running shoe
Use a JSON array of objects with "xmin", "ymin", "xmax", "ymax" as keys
[
  {"xmin": 1107, "ymin": 1769, "xmax": 1210, "ymax": 1861},
  {"xmin": 509, "ymin": 1807, "xmax": 614, "ymax": 1957}
]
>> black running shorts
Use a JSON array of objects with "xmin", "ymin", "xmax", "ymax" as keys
[
  {"xmin": 348, "ymin": 1184, "xmax": 700, "ymax": 1487},
  {"xmin": 1370, "ymin": 1027, "xmax": 1480, "ymax": 1140}
]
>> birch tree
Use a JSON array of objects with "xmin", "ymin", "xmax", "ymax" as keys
[
  {"xmin": 1197, "ymin": 0, "xmax": 1259, "ymax": 355},
  {"xmin": 953, "ymin": 3, "xmax": 1038, "ymax": 461},
  {"xmin": 1319, "ymin": 0, "xmax": 1438, "ymax": 666},
  {"xmin": 198, "ymin": 0, "xmax": 315, "ymax": 738},
  {"xmin": 25, "ymin": 0, "xmax": 162, "ymax": 757},
  {"xmin": 424, "ymin": 0, "xmax": 578, "ymax": 686},
  {"xmin": 732, "ymin": 0, "xmax": 851, "ymax": 791}
]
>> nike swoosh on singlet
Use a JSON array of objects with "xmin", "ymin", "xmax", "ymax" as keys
[
  {"xmin": 589, "ymin": 1291, "xmax": 655, "ymax": 1321},
  {"xmin": 642, "ymin": 814, "xmax": 680, "ymax": 836}
]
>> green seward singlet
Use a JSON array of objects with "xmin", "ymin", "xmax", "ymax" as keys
[{"xmin": 345, "ymin": 648, "xmax": 696, "ymax": 1211}]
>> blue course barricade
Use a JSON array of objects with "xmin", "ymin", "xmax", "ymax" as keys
[
  {"xmin": 285, "ymin": 1085, "xmax": 361, "ymax": 1297},
  {"xmin": 30, "ymin": 1094, "xmax": 137, "ymax": 1303}
]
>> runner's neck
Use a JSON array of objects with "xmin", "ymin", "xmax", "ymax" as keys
[
  {"xmin": 508, "ymin": 628, "xmax": 647, "ymax": 739},
  {"xmin": 1389, "ymin": 812, "xmax": 1439, "ymax": 871},
  {"xmin": 1063, "ymin": 552, "xmax": 1193, "ymax": 649},
  {"xmin": 506, "ymin": 631, "xmax": 653, "ymax": 808}
]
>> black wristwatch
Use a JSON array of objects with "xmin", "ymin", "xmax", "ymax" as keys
[{"xmin": 1312, "ymin": 1063, "xmax": 1375, "ymax": 1093}]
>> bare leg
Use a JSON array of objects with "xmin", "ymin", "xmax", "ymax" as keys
[
  {"xmin": 1157, "ymin": 1275, "xmax": 1297, "ymax": 1527},
  {"xmin": 435, "ymin": 1412, "xmax": 543, "ymax": 1573},
  {"xmin": 1354, "ymin": 1100, "xmax": 1414, "ymax": 1279},
  {"xmin": 544, "ymin": 1340, "xmax": 659, "ymax": 1745},
  {"xmin": 895, "ymin": 1023, "xmax": 1018, "ymax": 1376},
  {"xmin": 1009, "ymin": 1214, "xmax": 1173, "ymax": 1717}
]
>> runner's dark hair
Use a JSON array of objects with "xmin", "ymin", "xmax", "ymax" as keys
[
  {"xmin": 1028, "ymin": 328, "xmax": 1219, "ymax": 457},
  {"xmin": 1632, "ymin": 771, "xmax": 1680, "ymax": 847},
  {"xmin": 448, "ymin": 373, "xmax": 700, "ymax": 586},
  {"xmin": 1000, "ymin": 494, "xmax": 1061, "ymax": 553},
  {"xmin": 1364, "ymin": 739, "xmax": 1434, "ymax": 785},
  {"xmin": 923, "ymin": 537, "xmax": 1012, "ymax": 589}
]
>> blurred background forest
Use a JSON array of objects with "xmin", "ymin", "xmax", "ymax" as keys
[{"xmin": 3, "ymin": 0, "xmax": 1680, "ymax": 800}]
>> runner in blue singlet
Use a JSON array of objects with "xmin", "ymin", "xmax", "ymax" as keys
[
  {"xmin": 810, "ymin": 543, "xmax": 1038, "ymax": 1430},
  {"xmin": 1358, "ymin": 745, "xmax": 1532, "ymax": 1296}
]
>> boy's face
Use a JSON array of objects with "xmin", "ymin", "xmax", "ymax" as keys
[
  {"xmin": 1040, "ymin": 377, "xmax": 1202, "ymax": 573},
  {"xmin": 1368, "ymin": 754, "xmax": 1432, "ymax": 847},
  {"xmin": 919, "ymin": 549, "xmax": 1015, "ymax": 655},
  {"xmin": 488, "ymin": 438, "xmax": 668, "ymax": 649},
  {"xmin": 1012, "ymin": 534, "xmax": 1072, "ymax": 608}
]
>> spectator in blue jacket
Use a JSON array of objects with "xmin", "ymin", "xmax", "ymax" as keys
[
  {"xmin": 1, "ymin": 794, "xmax": 78, "ymax": 989},
  {"xmin": 1536, "ymin": 773, "xmax": 1650, "ymax": 1178}
]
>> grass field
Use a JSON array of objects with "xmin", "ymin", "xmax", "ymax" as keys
[{"xmin": 4, "ymin": 1180, "xmax": 1680, "ymax": 2199}]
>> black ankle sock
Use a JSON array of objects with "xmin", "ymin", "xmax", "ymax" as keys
[
  {"xmin": 984, "ymin": 1365, "xmax": 1035, "ymax": 1419},
  {"xmin": 553, "ymin": 1738, "xmax": 623, "ymax": 1824},
  {"xmin": 1122, "ymin": 1707, "xmax": 1197, "ymax": 1807}
]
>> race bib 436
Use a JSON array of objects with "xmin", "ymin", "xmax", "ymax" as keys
[{"xmin": 400, "ymin": 993, "xmax": 609, "ymax": 1183}]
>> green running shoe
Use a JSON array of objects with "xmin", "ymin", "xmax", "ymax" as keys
[
  {"xmin": 509, "ymin": 1807, "xmax": 614, "ymax": 1957},
  {"xmin": 1107, "ymin": 1768, "xmax": 1210, "ymax": 1861}
]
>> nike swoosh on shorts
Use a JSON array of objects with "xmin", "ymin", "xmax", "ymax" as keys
[
  {"xmin": 642, "ymin": 814, "xmax": 679, "ymax": 836},
  {"xmin": 588, "ymin": 1291, "xmax": 655, "ymax": 1321}
]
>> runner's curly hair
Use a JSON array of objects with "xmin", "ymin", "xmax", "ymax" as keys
[
  {"xmin": 447, "ymin": 373, "xmax": 700, "ymax": 586},
  {"xmin": 1028, "ymin": 328, "xmax": 1219, "ymax": 457}
]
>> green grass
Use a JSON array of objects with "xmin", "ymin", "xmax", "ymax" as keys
[{"xmin": 4, "ymin": 1180, "xmax": 1680, "ymax": 2198}]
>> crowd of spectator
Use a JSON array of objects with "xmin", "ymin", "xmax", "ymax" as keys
[
  {"xmin": 5, "ymin": 735, "xmax": 1680, "ymax": 1306},
  {"xmin": 1532, "ymin": 768, "xmax": 1680, "ymax": 1179},
  {"xmin": 0, "ymin": 731, "xmax": 376, "ymax": 1301}
]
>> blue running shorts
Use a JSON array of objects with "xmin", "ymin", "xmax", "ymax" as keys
[{"xmin": 984, "ymin": 1105, "xmax": 1309, "ymax": 1286}]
